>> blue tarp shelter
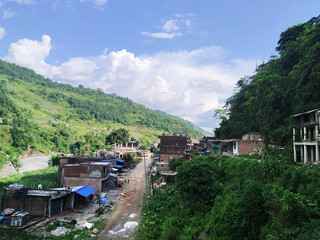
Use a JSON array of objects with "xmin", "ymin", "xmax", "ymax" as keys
[
  {"xmin": 75, "ymin": 186, "xmax": 96, "ymax": 198},
  {"xmin": 116, "ymin": 159, "xmax": 125, "ymax": 163},
  {"xmin": 114, "ymin": 164, "xmax": 123, "ymax": 169},
  {"xmin": 102, "ymin": 159, "xmax": 116, "ymax": 162}
]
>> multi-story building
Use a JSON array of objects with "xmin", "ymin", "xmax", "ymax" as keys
[
  {"xmin": 293, "ymin": 108, "xmax": 320, "ymax": 164},
  {"xmin": 157, "ymin": 134, "xmax": 187, "ymax": 171}
]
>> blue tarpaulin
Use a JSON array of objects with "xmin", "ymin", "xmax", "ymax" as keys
[
  {"xmin": 116, "ymin": 159, "xmax": 125, "ymax": 163},
  {"xmin": 75, "ymin": 186, "xmax": 96, "ymax": 197},
  {"xmin": 114, "ymin": 164, "xmax": 123, "ymax": 169},
  {"xmin": 102, "ymin": 159, "xmax": 116, "ymax": 162}
]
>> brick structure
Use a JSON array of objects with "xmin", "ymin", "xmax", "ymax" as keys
[
  {"xmin": 157, "ymin": 134, "xmax": 187, "ymax": 171},
  {"xmin": 62, "ymin": 162, "xmax": 110, "ymax": 193},
  {"xmin": 221, "ymin": 132, "xmax": 264, "ymax": 155},
  {"xmin": 58, "ymin": 156, "xmax": 104, "ymax": 183},
  {"xmin": 238, "ymin": 140, "xmax": 264, "ymax": 154}
]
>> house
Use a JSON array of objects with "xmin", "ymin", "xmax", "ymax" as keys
[
  {"xmin": 1, "ymin": 185, "xmax": 70, "ymax": 218},
  {"xmin": 221, "ymin": 133, "xmax": 264, "ymax": 156},
  {"xmin": 1, "ymin": 184, "xmax": 96, "ymax": 222},
  {"xmin": 61, "ymin": 162, "xmax": 110, "ymax": 192},
  {"xmin": 157, "ymin": 134, "xmax": 187, "ymax": 171},
  {"xmin": 293, "ymin": 108, "xmax": 320, "ymax": 164},
  {"xmin": 58, "ymin": 156, "xmax": 104, "ymax": 183}
]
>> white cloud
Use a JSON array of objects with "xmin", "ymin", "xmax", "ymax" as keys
[
  {"xmin": 163, "ymin": 19, "xmax": 179, "ymax": 32},
  {"xmin": 0, "ymin": 26, "xmax": 6, "ymax": 39},
  {"xmin": 2, "ymin": 9, "xmax": 14, "ymax": 19},
  {"xmin": 5, "ymin": 35, "xmax": 57, "ymax": 76},
  {"xmin": 4, "ymin": 35, "xmax": 256, "ymax": 129},
  {"xmin": 141, "ymin": 31, "xmax": 181, "ymax": 39},
  {"xmin": 142, "ymin": 14, "xmax": 195, "ymax": 40}
]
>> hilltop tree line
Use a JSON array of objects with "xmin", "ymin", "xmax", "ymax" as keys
[{"xmin": 215, "ymin": 15, "xmax": 320, "ymax": 154}]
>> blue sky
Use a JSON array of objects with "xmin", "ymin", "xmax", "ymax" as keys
[{"xmin": 1, "ymin": 0, "xmax": 320, "ymax": 132}]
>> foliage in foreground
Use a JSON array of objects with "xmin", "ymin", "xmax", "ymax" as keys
[{"xmin": 137, "ymin": 155, "xmax": 320, "ymax": 240}]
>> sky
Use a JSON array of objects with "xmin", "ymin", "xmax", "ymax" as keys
[{"xmin": 0, "ymin": 0, "xmax": 320, "ymax": 133}]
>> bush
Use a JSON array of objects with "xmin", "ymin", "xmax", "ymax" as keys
[{"xmin": 49, "ymin": 154, "xmax": 60, "ymax": 166}]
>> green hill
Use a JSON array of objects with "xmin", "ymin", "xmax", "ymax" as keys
[
  {"xmin": 215, "ymin": 15, "xmax": 320, "ymax": 154},
  {"xmin": 0, "ymin": 59, "xmax": 205, "ymax": 166}
]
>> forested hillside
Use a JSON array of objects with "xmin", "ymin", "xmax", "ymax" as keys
[
  {"xmin": 215, "ymin": 15, "xmax": 320, "ymax": 153},
  {"xmin": 0, "ymin": 59, "xmax": 204, "ymax": 167}
]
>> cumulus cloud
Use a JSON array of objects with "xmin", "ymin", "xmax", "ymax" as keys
[
  {"xmin": 163, "ymin": 20, "xmax": 179, "ymax": 32},
  {"xmin": 4, "ymin": 35, "xmax": 255, "ymax": 129},
  {"xmin": 5, "ymin": 35, "xmax": 58, "ymax": 76},
  {"xmin": 142, "ymin": 14, "xmax": 195, "ymax": 40},
  {"xmin": 0, "ymin": 26, "xmax": 6, "ymax": 39}
]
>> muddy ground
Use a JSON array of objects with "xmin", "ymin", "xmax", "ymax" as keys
[{"xmin": 98, "ymin": 156, "xmax": 152, "ymax": 240}]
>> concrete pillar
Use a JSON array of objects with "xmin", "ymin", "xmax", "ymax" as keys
[
  {"xmin": 48, "ymin": 199, "xmax": 52, "ymax": 217},
  {"xmin": 311, "ymin": 146, "xmax": 314, "ymax": 163},
  {"xmin": 304, "ymin": 145, "xmax": 308, "ymax": 164},
  {"xmin": 304, "ymin": 127, "xmax": 307, "ymax": 141},
  {"xmin": 316, "ymin": 125, "xmax": 319, "ymax": 162},
  {"xmin": 293, "ymin": 128, "xmax": 296, "ymax": 162},
  {"xmin": 300, "ymin": 146, "xmax": 304, "ymax": 162}
]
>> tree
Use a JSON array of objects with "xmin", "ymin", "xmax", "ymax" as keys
[
  {"xmin": 105, "ymin": 128, "xmax": 130, "ymax": 145},
  {"xmin": 175, "ymin": 157, "xmax": 223, "ymax": 213}
]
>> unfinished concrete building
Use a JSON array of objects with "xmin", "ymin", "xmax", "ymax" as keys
[
  {"xmin": 61, "ymin": 162, "xmax": 110, "ymax": 192},
  {"xmin": 293, "ymin": 108, "xmax": 320, "ymax": 164}
]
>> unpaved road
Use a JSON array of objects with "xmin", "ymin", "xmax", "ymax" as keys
[
  {"xmin": 99, "ymin": 156, "xmax": 152, "ymax": 240},
  {"xmin": 0, "ymin": 154, "xmax": 49, "ymax": 178}
]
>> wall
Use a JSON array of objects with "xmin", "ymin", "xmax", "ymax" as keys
[
  {"xmin": 159, "ymin": 153, "xmax": 181, "ymax": 163},
  {"xmin": 238, "ymin": 141, "xmax": 264, "ymax": 154}
]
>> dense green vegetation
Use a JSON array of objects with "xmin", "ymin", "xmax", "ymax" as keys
[
  {"xmin": 0, "ymin": 59, "xmax": 205, "ymax": 167},
  {"xmin": 215, "ymin": 15, "xmax": 320, "ymax": 154},
  {"xmin": 137, "ymin": 155, "xmax": 320, "ymax": 240}
]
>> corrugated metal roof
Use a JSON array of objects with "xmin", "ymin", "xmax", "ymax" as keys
[
  {"xmin": 102, "ymin": 159, "xmax": 117, "ymax": 162},
  {"xmin": 75, "ymin": 186, "xmax": 96, "ymax": 197}
]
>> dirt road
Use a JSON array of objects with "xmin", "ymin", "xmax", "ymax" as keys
[
  {"xmin": 99, "ymin": 156, "xmax": 152, "ymax": 240},
  {"xmin": 0, "ymin": 154, "xmax": 50, "ymax": 178}
]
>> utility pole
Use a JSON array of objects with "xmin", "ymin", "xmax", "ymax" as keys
[{"xmin": 143, "ymin": 150, "xmax": 149, "ymax": 212}]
